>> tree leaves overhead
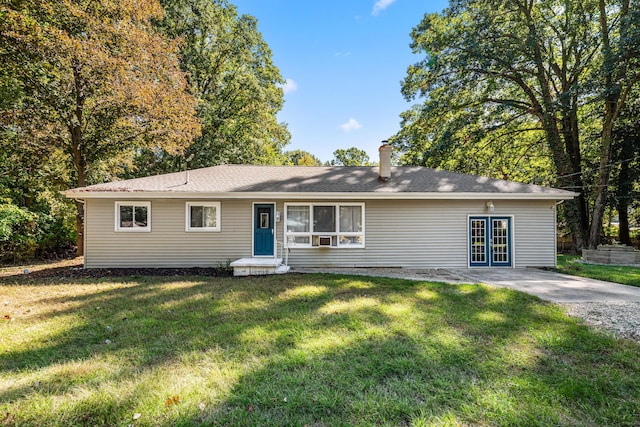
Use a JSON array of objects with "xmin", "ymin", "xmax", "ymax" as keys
[
  {"xmin": 283, "ymin": 149, "xmax": 323, "ymax": 166},
  {"xmin": 0, "ymin": 0, "xmax": 200, "ymax": 186},
  {"xmin": 134, "ymin": 0, "xmax": 290, "ymax": 175},
  {"xmin": 394, "ymin": 0, "xmax": 640, "ymax": 249},
  {"xmin": 1, "ymin": 0, "xmax": 201, "ymax": 254},
  {"xmin": 330, "ymin": 147, "xmax": 372, "ymax": 166},
  {"xmin": 610, "ymin": 88, "xmax": 640, "ymax": 245}
]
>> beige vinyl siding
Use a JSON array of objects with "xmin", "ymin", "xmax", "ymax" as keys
[
  {"xmin": 511, "ymin": 200, "xmax": 557, "ymax": 267},
  {"xmin": 85, "ymin": 199, "xmax": 253, "ymax": 268},
  {"xmin": 85, "ymin": 198, "xmax": 557, "ymax": 269},
  {"xmin": 281, "ymin": 199, "xmax": 557, "ymax": 268}
]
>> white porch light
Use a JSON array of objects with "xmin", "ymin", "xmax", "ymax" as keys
[{"xmin": 486, "ymin": 201, "xmax": 495, "ymax": 213}]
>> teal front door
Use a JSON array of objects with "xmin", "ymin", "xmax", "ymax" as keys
[{"xmin": 254, "ymin": 204, "xmax": 274, "ymax": 256}]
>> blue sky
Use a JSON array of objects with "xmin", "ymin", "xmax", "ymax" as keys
[{"xmin": 232, "ymin": 0, "xmax": 449, "ymax": 163}]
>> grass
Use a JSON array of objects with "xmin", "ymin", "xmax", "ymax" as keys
[
  {"xmin": 556, "ymin": 254, "xmax": 640, "ymax": 287},
  {"xmin": 1, "ymin": 268, "xmax": 640, "ymax": 426}
]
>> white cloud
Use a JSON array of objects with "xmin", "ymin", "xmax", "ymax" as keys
[
  {"xmin": 372, "ymin": 0, "xmax": 397, "ymax": 15},
  {"xmin": 280, "ymin": 78, "xmax": 298, "ymax": 94},
  {"xmin": 339, "ymin": 118, "xmax": 362, "ymax": 132},
  {"xmin": 333, "ymin": 51, "xmax": 352, "ymax": 57}
]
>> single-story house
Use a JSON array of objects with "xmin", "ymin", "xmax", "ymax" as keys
[{"xmin": 64, "ymin": 145, "xmax": 577, "ymax": 274}]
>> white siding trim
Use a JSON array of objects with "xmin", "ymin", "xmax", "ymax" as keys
[
  {"xmin": 67, "ymin": 191, "xmax": 577, "ymax": 201},
  {"xmin": 82, "ymin": 199, "xmax": 88, "ymax": 268},
  {"xmin": 512, "ymin": 215, "xmax": 517, "ymax": 268}
]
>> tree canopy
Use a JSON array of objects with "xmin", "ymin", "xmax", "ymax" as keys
[
  {"xmin": 0, "ymin": 0, "xmax": 293, "ymax": 258},
  {"xmin": 284, "ymin": 149, "xmax": 323, "ymax": 166},
  {"xmin": 131, "ymin": 0, "xmax": 290, "ymax": 176},
  {"xmin": 330, "ymin": 147, "xmax": 372, "ymax": 166},
  {"xmin": 393, "ymin": 0, "xmax": 640, "ymax": 249},
  {"xmin": 1, "ymin": 0, "xmax": 201, "ymax": 254},
  {"xmin": 610, "ymin": 87, "xmax": 640, "ymax": 245}
]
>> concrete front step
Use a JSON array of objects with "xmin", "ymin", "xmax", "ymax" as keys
[{"xmin": 230, "ymin": 257, "xmax": 289, "ymax": 276}]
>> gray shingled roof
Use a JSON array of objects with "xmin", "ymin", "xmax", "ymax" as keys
[{"xmin": 65, "ymin": 165, "xmax": 575, "ymax": 198}]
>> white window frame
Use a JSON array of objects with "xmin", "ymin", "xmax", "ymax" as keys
[
  {"xmin": 185, "ymin": 201, "xmax": 221, "ymax": 232},
  {"xmin": 284, "ymin": 202, "xmax": 365, "ymax": 248},
  {"xmin": 115, "ymin": 201, "xmax": 151, "ymax": 232}
]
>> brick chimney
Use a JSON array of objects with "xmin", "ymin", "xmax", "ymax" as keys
[{"xmin": 379, "ymin": 142, "xmax": 392, "ymax": 182}]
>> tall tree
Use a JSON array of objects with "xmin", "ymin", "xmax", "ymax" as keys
[
  {"xmin": 610, "ymin": 89, "xmax": 640, "ymax": 245},
  {"xmin": 395, "ymin": 0, "xmax": 640, "ymax": 250},
  {"xmin": 132, "ymin": 0, "xmax": 290, "ymax": 175},
  {"xmin": 587, "ymin": 0, "xmax": 640, "ymax": 247},
  {"xmin": 330, "ymin": 147, "xmax": 372, "ymax": 166},
  {"xmin": 0, "ymin": 0, "xmax": 201, "ymax": 255}
]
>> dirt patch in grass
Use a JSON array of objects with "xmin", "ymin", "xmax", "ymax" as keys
[{"xmin": 0, "ymin": 257, "xmax": 233, "ymax": 281}]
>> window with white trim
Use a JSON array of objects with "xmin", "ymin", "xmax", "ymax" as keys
[
  {"xmin": 115, "ymin": 201, "xmax": 151, "ymax": 232},
  {"xmin": 186, "ymin": 202, "xmax": 220, "ymax": 232},
  {"xmin": 285, "ymin": 203, "xmax": 364, "ymax": 248}
]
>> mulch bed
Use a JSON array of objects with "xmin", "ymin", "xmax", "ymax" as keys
[{"xmin": 0, "ymin": 258, "xmax": 233, "ymax": 281}]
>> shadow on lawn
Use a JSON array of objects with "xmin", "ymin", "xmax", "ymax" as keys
[
  {"xmin": 199, "ymin": 285, "xmax": 629, "ymax": 426},
  {"xmin": 1, "ymin": 274, "xmax": 639, "ymax": 426}
]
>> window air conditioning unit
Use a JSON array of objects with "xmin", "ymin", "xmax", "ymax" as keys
[{"xmin": 318, "ymin": 236, "xmax": 332, "ymax": 247}]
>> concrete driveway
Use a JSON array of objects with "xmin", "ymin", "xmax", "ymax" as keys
[
  {"xmin": 448, "ymin": 268, "xmax": 640, "ymax": 303},
  {"xmin": 296, "ymin": 266, "xmax": 640, "ymax": 303}
]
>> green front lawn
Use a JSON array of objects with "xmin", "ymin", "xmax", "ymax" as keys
[
  {"xmin": 1, "ymin": 271, "xmax": 639, "ymax": 426},
  {"xmin": 556, "ymin": 254, "xmax": 640, "ymax": 287}
]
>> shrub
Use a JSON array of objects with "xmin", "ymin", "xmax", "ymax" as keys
[{"xmin": 0, "ymin": 200, "xmax": 73, "ymax": 262}]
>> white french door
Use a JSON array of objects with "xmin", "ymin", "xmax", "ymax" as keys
[{"xmin": 469, "ymin": 216, "xmax": 512, "ymax": 267}]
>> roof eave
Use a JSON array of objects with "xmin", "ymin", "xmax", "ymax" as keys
[{"xmin": 63, "ymin": 190, "xmax": 578, "ymax": 200}]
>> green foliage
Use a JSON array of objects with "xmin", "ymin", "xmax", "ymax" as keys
[
  {"xmin": 1, "ymin": 0, "xmax": 201, "ymax": 254},
  {"xmin": 0, "ymin": 134, "xmax": 75, "ymax": 260},
  {"xmin": 131, "ymin": 0, "xmax": 290, "ymax": 176},
  {"xmin": 0, "ymin": 200, "xmax": 72, "ymax": 262},
  {"xmin": 393, "ymin": 0, "xmax": 640, "ymax": 249},
  {"xmin": 330, "ymin": 147, "xmax": 372, "ymax": 166},
  {"xmin": 602, "ymin": 225, "xmax": 640, "ymax": 240},
  {"xmin": 0, "ymin": 0, "xmax": 200, "ymax": 186},
  {"xmin": 283, "ymin": 149, "xmax": 323, "ymax": 166},
  {"xmin": 609, "ymin": 87, "xmax": 640, "ymax": 244}
]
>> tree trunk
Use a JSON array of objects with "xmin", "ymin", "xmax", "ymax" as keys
[
  {"xmin": 71, "ymin": 61, "xmax": 87, "ymax": 257},
  {"xmin": 71, "ymin": 133, "xmax": 87, "ymax": 256},
  {"xmin": 523, "ymin": 8, "xmax": 585, "ymax": 252},
  {"xmin": 543, "ymin": 118, "xmax": 583, "ymax": 252},
  {"xmin": 561, "ymin": 106, "xmax": 589, "ymax": 250},
  {"xmin": 618, "ymin": 200, "xmax": 631, "ymax": 246},
  {"xmin": 588, "ymin": 122, "xmax": 614, "ymax": 248},
  {"xmin": 72, "ymin": 134, "xmax": 87, "ymax": 256},
  {"xmin": 589, "ymin": 0, "xmax": 620, "ymax": 249},
  {"xmin": 616, "ymin": 150, "xmax": 632, "ymax": 245}
]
